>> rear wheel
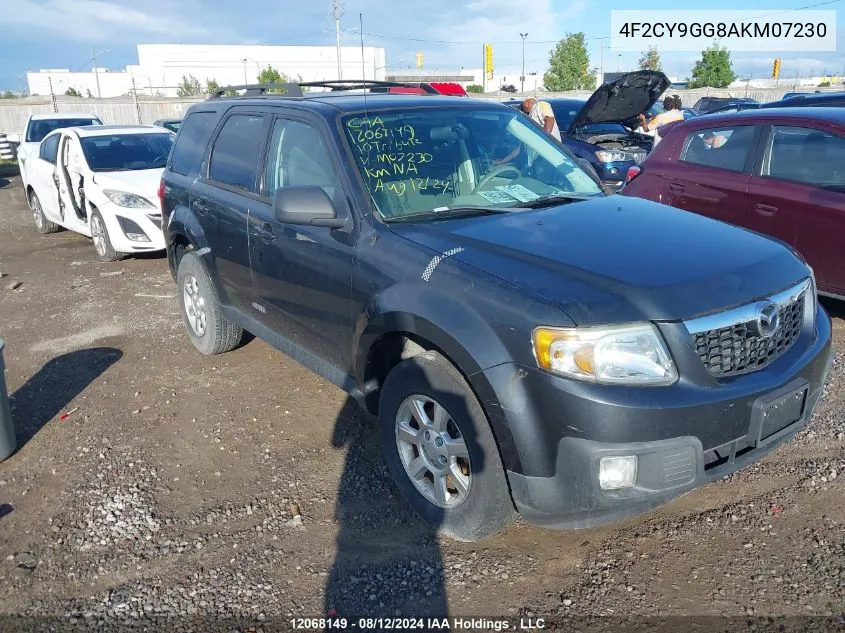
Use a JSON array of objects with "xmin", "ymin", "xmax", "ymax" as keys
[
  {"xmin": 29, "ymin": 191, "xmax": 60, "ymax": 234},
  {"xmin": 378, "ymin": 351, "xmax": 516, "ymax": 542},
  {"xmin": 177, "ymin": 251, "xmax": 243, "ymax": 355}
]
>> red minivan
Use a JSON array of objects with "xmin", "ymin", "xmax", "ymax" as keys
[{"xmin": 621, "ymin": 108, "xmax": 845, "ymax": 296}]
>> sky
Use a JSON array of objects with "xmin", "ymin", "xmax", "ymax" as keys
[{"xmin": 1, "ymin": 0, "xmax": 844, "ymax": 91}]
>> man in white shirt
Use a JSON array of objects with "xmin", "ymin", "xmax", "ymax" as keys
[{"xmin": 521, "ymin": 98, "xmax": 562, "ymax": 142}]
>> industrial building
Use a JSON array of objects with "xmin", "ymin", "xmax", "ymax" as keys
[{"xmin": 26, "ymin": 44, "xmax": 388, "ymax": 98}]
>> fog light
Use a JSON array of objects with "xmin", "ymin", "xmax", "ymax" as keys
[
  {"xmin": 126, "ymin": 232, "xmax": 151, "ymax": 242},
  {"xmin": 599, "ymin": 456, "xmax": 637, "ymax": 490}
]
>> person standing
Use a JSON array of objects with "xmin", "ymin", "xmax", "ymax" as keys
[
  {"xmin": 637, "ymin": 95, "xmax": 684, "ymax": 146},
  {"xmin": 521, "ymin": 97, "xmax": 562, "ymax": 142}
]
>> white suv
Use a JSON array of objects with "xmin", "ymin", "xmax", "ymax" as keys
[{"xmin": 17, "ymin": 113, "xmax": 102, "ymax": 189}]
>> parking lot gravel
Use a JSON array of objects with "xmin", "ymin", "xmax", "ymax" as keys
[{"xmin": 0, "ymin": 174, "xmax": 843, "ymax": 632}]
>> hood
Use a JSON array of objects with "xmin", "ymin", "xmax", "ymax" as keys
[
  {"xmin": 390, "ymin": 196, "xmax": 809, "ymax": 325},
  {"xmin": 92, "ymin": 168, "xmax": 164, "ymax": 206},
  {"xmin": 568, "ymin": 70, "xmax": 670, "ymax": 133}
]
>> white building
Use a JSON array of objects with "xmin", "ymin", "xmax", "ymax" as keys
[{"xmin": 27, "ymin": 44, "xmax": 387, "ymax": 98}]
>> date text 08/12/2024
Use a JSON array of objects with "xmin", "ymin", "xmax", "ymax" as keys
[{"xmin": 290, "ymin": 617, "xmax": 548, "ymax": 630}]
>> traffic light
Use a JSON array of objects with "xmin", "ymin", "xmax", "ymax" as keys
[
  {"xmin": 416, "ymin": 51, "xmax": 424, "ymax": 69},
  {"xmin": 484, "ymin": 43, "xmax": 494, "ymax": 79},
  {"xmin": 772, "ymin": 58, "xmax": 781, "ymax": 79}
]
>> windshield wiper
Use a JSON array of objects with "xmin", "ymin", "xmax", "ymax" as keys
[
  {"xmin": 514, "ymin": 193, "xmax": 597, "ymax": 209},
  {"xmin": 385, "ymin": 206, "xmax": 517, "ymax": 223}
]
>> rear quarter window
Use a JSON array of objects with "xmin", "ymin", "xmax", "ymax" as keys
[
  {"xmin": 680, "ymin": 125, "xmax": 755, "ymax": 172},
  {"xmin": 169, "ymin": 111, "xmax": 218, "ymax": 176}
]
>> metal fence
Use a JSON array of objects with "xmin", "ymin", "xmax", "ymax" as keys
[
  {"xmin": 1, "ymin": 85, "xmax": 842, "ymax": 136},
  {"xmin": 0, "ymin": 96, "xmax": 203, "ymax": 136}
]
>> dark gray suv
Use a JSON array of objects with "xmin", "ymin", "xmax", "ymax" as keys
[{"xmin": 160, "ymin": 81, "xmax": 832, "ymax": 541}]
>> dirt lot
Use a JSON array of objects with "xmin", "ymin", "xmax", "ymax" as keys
[{"xmin": 0, "ymin": 174, "xmax": 843, "ymax": 632}]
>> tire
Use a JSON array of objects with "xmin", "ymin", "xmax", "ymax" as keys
[
  {"xmin": 176, "ymin": 251, "xmax": 243, "ymax": 355},
  {"xmin": 378, "ymin": 351, "xmax": 516, "ymax": 542},
  {"xmin": 89, "ymin": 208, "xmax": 122, "ymax": 262},
  {"xmin": 29, "ymin": 191, "xmax": 60, "ymax": 234}
]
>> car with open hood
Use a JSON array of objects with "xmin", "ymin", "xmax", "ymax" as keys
[
  {"xmin": 505, "ymin": 71, "xmax": 670, "ymax": 191},
  {"xmin": 160, "ymin": 81, "xmax": 832, "ymax": 542},
  {"xmin": 23, "ymin": 124, "xmax": 174, "ymax": 261}
]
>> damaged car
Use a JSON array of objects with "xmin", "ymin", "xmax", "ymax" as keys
[
  {"xmin": 507, "ymin": 71, "xmax": 670, "ymax": 192},
  {"xmin": 22, "ymin": 125, "xmax": 173, "ymax": 261}
]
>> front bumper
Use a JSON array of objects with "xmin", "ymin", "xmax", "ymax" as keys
[
  {"xmin": 479, "ymin": 308, "xmax": 833, "ymax": 529},
  {"xmin": 98, "ymin": 201, "xmax": 165, "ymax": 253}
]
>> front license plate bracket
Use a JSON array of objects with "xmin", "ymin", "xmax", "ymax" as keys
[{"xmin": 750, "ymin": 379, "xmax": 809, "ymax": 448}]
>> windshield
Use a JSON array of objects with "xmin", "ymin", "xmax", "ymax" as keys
[
  {"xmin": 80, "ymin": 133, "xmax": 174, "ymax": 172},
  {"xmin": 343, "ymin": 108, "xmax": 602, "ymax": 220},
  {"xmin": 27, "ymin": 118, "xmax": 100, "ymax": 142}
]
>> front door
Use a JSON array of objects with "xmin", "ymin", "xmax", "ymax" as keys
[
  {"xmin": 750, "ymin": 124, "xmax": 845, "ymax": 294},
  {"xmin": 192, "ymin": 111, "xmax": 269, "ymax": 312},
  {"xmin": 662, "ymin": 123, "xmax": 758, "ymax": 227},
  {"xmin": 249, "ymin": 116, "xmax": 357, "ymax": 371},
  {"xmin": 56, "ymin": 135, "xmax": 89, "ymax": 233}
]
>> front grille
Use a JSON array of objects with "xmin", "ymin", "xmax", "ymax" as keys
[{"xmin": 686, "ymin": 281, "xmax": 808, "ymax": 379}]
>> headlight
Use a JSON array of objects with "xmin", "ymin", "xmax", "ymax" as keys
[
  {"xmin": 532, "ymin": 323, "xmax": 678, "ymax": 386},
  {"xmin": 595, "ymin": 150, "xmax": 634, "ymax": 163},
  {"xmin": 103, "ymin": 189, "xmax": 154, "ymax": 208}
]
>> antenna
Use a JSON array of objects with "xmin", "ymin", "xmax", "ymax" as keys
[
  {"xmin": 360, "ymin": 13, "xmax": 366, "ymax": 80},
  {"xmin": 331, "ymin": 0, "xmax": 345, "ymax": 80}
]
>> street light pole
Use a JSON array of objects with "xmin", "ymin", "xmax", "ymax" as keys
[
  {"xmin": 93, "ymin": 47, "xmax": 101, "ymax": 98},
  {"xmin": 520, "ymin": 33, "xmax": 527, "ymax": 94},
  {"xmin": 242, "ymin": 59, "xmax": 248, "ymax": 84},
  {"xmin": 332, "ymin": 0, "xmax": 345, "ymax": 80}
]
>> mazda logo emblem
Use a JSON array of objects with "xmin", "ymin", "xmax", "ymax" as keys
[{"xmin": 754, "ymin": 302, "xmax": 780, "ymax": 338}]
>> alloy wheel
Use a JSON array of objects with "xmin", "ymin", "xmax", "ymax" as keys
[{"xmin": 183, "ymin": 274, "xmax": 207, "ymax": 337}]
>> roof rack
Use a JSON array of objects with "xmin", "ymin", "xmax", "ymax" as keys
[
  {"xmin": 208, "ymin": 79, "xmax": 436, "ymax": 100},
  {"xmin": 208, "ymin": 83, "xmax": 303, "ymax": 99}
]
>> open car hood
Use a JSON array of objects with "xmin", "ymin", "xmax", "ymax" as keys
[{"xmin": 568, "ymin": 71, "xmax": 670, "ymax": 133}]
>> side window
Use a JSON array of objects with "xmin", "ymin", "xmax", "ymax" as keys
[
  {"xmin": 169, "ymin": 111, "xmax": 217, "ymax": 177},
  {"xmin": 763, "ymin": 126, "xmax": 845, "ymax": 190},
  {"xmin": 680, "ymin": 125, "xmax": 755, "ymax": 172},
  {"xmin": 208, "ymin": 114, "xmax": 266, "ymax": 192},
  {"xmin": 39, "ymin": 134, "xmax": 60, "ymax": 164},
  {"xmin": 263, "ymin": 118, "xmax": 338, "ymax": 199}
]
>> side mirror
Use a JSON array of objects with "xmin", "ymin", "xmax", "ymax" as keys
[{"xmin": 272, "ymin": 186, "xmax": 345, "ymax": 228}]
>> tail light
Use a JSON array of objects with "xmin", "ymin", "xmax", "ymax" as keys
[
  {"xmin": 157, "ymin": 178, "xmax": 165, "ymax": 212},
  {"xmin": 625, "ymin": 166, "xmax": 642, "ymax": 183}
]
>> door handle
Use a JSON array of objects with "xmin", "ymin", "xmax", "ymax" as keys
[
  {"xmin": 668, "ymin": 183, "xmax": 685, "ymax": 193},
  {"xmin": 756, "ymin": 203, "xmax": 778, "ymax": 216},
  {"xmin": 256, "ymin": 223, "xmax": 276, "ymax": 242}
]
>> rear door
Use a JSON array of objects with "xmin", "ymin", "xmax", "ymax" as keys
[
  {"xmin": 749, "ymin": 123, "xmax": 845, "ymax": 293},
  {"xmin": 662, "ymin": 123, "xmax": 759, "ymax": 228},
  {"xmin": 191, "ymin": 110, "xmax": 269, "ymax": 311},
  {"xmin": 29, "ymin": 132, "xmax": 63, "ymax": 223}
]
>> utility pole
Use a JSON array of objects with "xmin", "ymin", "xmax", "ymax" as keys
[
  {"xmin": 93, "ymin": 47, "xmax": 101, "ymax": 99},
  {"xmin": 242, "ymin": 59, "xmax": 248, "ymax": 84},
  {"xmin": 520, "ymin": 33, "xmax": 527, "ymax": 94},
  {"xmin": 599, "ymin": 43, "xmax": 604, "ymax": 85},
  {"xmin": 332, "ymin": 0, "xmax": 345, "ymax": 80}
]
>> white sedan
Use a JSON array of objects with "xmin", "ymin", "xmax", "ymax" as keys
[{"xmin": 24, "ymin": 125, "xmax": 174, "ymax": 261}]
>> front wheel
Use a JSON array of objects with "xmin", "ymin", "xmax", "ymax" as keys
[
  {"xmin": 90, "ymin": 209, "xmax": 122, "ymax": 262},
  {"xmin": 378, "ymin": 351, "xmax": 516, "ymax": 542}
]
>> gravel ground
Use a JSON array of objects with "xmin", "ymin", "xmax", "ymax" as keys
[{"xmin": 0, "ymin": 175, "xmax": 843, "ymax": 632}]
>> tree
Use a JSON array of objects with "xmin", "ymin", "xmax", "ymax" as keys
[
  {"xmin": 205, "ymin": 78, "xmax": 220, "ymax": 94},
  {"xmin": 466, "ymin": 84, "xmax": 483, "ymax": 94},
  {"xmin": 176, "ymin": 74, "xmax": 203, "ymax": 97},
  {"xmin": 544, "ymin": 33, "xmax": 596, "ymax": 91},
  {"xmin": 499, "ymin": 84, "xmax": 517, "ymax": 93},
  {"xmin": 256, "ymin": 65, "xmax": 291, "ymax": 93},
  {"xmin": 688, "ymin": 45, "xmax": 736, "ymax": 88},
  {"xmin": 64, "ymin": 87, "xmax": 82, "ymax": 97},
  {"xmin": 638, "ymin": 46, "xmax": 663, "ymax": 72},
  {"xmin": 1, "ymin": 91, "xmax": 17, "ymax": 99},
  {"xmin": 86, "ymin": 89, "xmax": 93, "ymax": 98}
]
